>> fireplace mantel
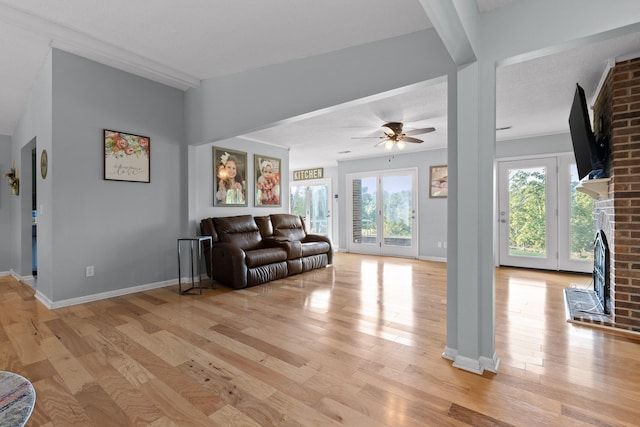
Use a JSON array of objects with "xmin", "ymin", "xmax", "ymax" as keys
[{"xmin": 576, "ymin": 177, "xmax": 610, "ymax": 200}]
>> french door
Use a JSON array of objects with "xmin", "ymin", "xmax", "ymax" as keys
[
  {"xmin": 498, "ymin": 155, "xmax": 594, "ymax": 273},
  {"xmin": 347, "ymin": 169, "xmax": 418, "ymax": 258},
  {"xmin": 290, "ymin": 179, "xmax": 331, "ymax": 236}
]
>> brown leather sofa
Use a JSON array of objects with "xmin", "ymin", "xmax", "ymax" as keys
[{"xmin": 200, "ymin": 213, "xmax": 333, "ymax": 289}]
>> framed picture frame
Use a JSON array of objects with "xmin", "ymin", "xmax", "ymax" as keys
[
  {"xmin": 429, "ymin": 165, "xmax": 448, "ymax": 198},
  {"xmin": 254, "ymin": 154, "xmax": 281, "ymax": 207},
  {"xmin": 213, "ymin": 147, "xmax": 247, "ymax": 206},
  {"xmin": 104, "ymin": 129, "xmax": 150, "ymax": 183}
]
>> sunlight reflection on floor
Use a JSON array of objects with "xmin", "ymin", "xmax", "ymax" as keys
[{"xmin": 358, "ymin": 258, "xmax": 415, "ymax": 338}]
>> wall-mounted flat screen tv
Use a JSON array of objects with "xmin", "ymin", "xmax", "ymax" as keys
[{"xmin": 568, "ymin": 83, "xmax": 607, "ymax": 180}]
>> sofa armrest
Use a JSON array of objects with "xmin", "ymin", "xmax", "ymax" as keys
[
  {"xmin": 264, "ymin": 237, "xmax": 302, "ymax": 259},
  {"xmin": 302, "ymin": 233, "xmax": 332, "ymax": 245},
  {"xmin": 302, "ymin": 234, "xmax": 333, "ymax": 264},
  {"xmin": 210, "ymin": 242, "xmax": 249, "ymax": 289}
]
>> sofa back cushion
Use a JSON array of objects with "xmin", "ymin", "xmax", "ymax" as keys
[
  {"xmin": 254, "ymin": 215, "xmax": 273, "ymax": 238},
  {"xmin": 270, "ymin": 214, "xmax": 307, "ymax": 241},
  {"xmin": 200, "ymin": 218, "xmax": 219, "ymax": 242},
  {"xmin": 213, "ymin": 215, "xmax": 263, "ymax": 250}
]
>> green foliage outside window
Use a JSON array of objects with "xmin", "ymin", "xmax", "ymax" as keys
[{"xmin": 508, "ymin": 169, "xmax": 546, "ymax": 256}]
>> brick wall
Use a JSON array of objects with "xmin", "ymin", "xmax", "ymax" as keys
[{"xmin": 593, "ymin": 57, "xmax": 640, "ymax": 331}]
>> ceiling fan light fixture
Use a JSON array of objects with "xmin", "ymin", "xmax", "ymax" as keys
[{"xmin": 353, "ymin": 121, "xmax": 432, "ymax": 151}]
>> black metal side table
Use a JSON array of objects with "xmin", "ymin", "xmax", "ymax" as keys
[{"xmin": 177, "ymin": 236, "xmax": 212, "ymax": 295}]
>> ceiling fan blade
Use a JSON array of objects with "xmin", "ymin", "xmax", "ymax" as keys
[
  {"xmin": 374, "ymin": 138, "xmax": 390, "ymax": 147},
  {"xmin": 402, "ymin": 136, "xmax": 423, "ymax": 144},
  {"xmin": 351, "ymin": 136, "xmax": 384, "ymax": 139},
  {"xmin": 404, "ymin": 127, "xmax": 435, "ymax": 136},
  {"xmin": 381, "ymin": 126, "xmax": 395, "ymax": 137}
]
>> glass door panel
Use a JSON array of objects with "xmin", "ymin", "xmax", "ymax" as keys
[
  {"xmin": 499, "ymin": 155, "xmax": 593, "ymax": 273},
  {"xmin": 290, "ymin": 185, "xmax": 307, "ymax": 217},
  {"xmin": 382, "ymin": 173, "xmax": 417, "ymax": 256},
  {"xmin": 498, "ymin": 158, "xmax": 557, "ymax": 270},
  {"xmin": 289, "ymin": 179, "xmax": 331, "ymax": 238},
  {"xmin": 570, "ymin": 165, "xmax": 595, "ymax": 261},
  {"xmin": 309, "ymin": 184, "xmax": 328, "ymax": 234},
  {"xmin": 348, "ymin": 170, "xmax": 417, "ymax": 258},
  {"xmin": 558, "ymin": 156, "xmax": 595, "ymax": 273},
  {"xmin": 351, "ymin": 177, "xmax": 378, "ymax": 248}
]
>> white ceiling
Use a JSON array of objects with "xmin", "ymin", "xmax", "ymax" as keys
[{"xmin": 1, "ymin": 0, "xmax": 639, "ymax": 169}]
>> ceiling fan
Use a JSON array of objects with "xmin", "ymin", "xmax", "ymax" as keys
[{"xmin": 352, "ymin": 122, "xmax": 435, "ymax": 151}]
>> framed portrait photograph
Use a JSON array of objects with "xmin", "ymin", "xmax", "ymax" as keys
[
  {"xmin": 430, "ymin": 165, "xmax": 448, "ymax": 198},
  {"xmin": 104, "ymin": 129, "xmax": 150, "ymax": 182},
  {"xmin": 254, "ymin": 154, "xmax": 281, "ymax": 207},
  {"xmin": 213, "ymin": 147, "xmax": 247, "ymax": 206}
]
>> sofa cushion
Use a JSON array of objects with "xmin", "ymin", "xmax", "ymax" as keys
[
  {"xmin": 245, "ymin": 248, "xmax": 287, "ymax": 268},
  {"xmin": 301, "ymin": 241, "xmax": 331, "ymax": 257},
  {"xmin": 254, "ymin": 215, "xmax": 273, "ymax": 238},
  {"xmin": 271, "ymin": 214, "xmax": 307, "ymax": 241},
  {"xmin": 213, "ymin": 215, "xmax": 263, "ymax": 251}
]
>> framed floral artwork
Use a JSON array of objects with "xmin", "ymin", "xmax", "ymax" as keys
[
  {"xmin": 213, "ymin": 147, "xmax": 247, "ymax": 206},
  {"xmin": 104, "ymin": 129, "xmax": 150, "ymax": 182},
  {"xmin": 429, "ymin": 165, "xmax": 448, "ymax": 198},
  {"xmin": 254, "ymin": 154, "xmax": 281, "ymax": 207}
]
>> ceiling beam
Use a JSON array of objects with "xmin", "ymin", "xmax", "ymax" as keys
[{"xmin": 418, "ymin": 0, "xmax": 478, "ymax": 66}]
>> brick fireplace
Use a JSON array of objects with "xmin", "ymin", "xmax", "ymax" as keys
[{"xmin": 592, "ymin": 56, "xmax": 640, "ymax": 332}]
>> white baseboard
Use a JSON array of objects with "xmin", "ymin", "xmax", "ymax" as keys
[
  {"xmin": 442, "ymin": 346, "xmax": 500, "ymax": 374},
  {"xmin": 10, "ymin": 269, "xmax": 35, "ymax": 288},
  {"xmin": 35, "ymin": 278, "xmax": 180, "ymax": 309},
  {"xmin": 419, "ymin": 256, "xmax": 447, "ymax": 263},
  {"xmin": 0, "ymin": 270, "xmax": 10, "ymax": 277}
]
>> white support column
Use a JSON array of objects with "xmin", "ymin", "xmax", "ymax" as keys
[{"xmin": 443, "ymin": 60, "xmax": 499, "ymax": 374}]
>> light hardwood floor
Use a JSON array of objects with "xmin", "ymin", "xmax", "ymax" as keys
[{"xmin": 2, "ymin": 253, "xmax": 640, "ymax": 426}]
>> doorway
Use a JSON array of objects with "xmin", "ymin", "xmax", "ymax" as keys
[
  {"xmin": 497, "ymin": 155, "xmax": 594, "ymax": 273},
  {"xmin": 19, "ymin": 138, "xmax": 37, "ymax": 281},
  {"xmin": 347, "ymin": 169, "xmax": 418, "ymax": 258},
  {"xmin": 32, "ymin": 147, "xmax": 37, "ymax": 276},
  {"xmin": 290, "ymin": 179, "xmax": 332, "ymax": 237}
]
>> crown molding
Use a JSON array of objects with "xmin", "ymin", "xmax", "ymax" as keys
[{"xmin": 0, "ymin": 3, "xmax": 200, "ymax": 90}]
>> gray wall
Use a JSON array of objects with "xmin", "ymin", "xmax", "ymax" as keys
[
  {"xmin": 185, "ymin": 29, "xmax": 455, "ymax": 145},
  {"xmin": 0, "ymin": 134, "xmax": 12, "ymax": 272},
  {"xmin": 338, "ymin": 148, "xmax": 448, "ymax": 259},
  {"xmin": 496, "ymin": 133, "xmax": 573, "ymax": 159},
  {"xmin": 47, "ymin": 50, "xmax": 186, "ymax": 302},
  {"xmin": 10, "ymin": 49, "xmax": 186, "ymax": 303}
]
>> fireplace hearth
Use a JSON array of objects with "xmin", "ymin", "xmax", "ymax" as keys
[{"xmin": 563, "ymin": 230, "xmax": 611, "ymax": 325}]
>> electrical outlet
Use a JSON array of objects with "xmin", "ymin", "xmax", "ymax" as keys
[
  {"xmin": 85, "ymin": 266, "xmax": 95, "ymax": 277},
  {"xmin": 437, "ymin": 241, "xmax": 442, "ymax": 248}
]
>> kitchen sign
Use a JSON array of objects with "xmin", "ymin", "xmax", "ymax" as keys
[{"xmin": 293, "ymin": 167, "xmax": 324, "ymax": 181}]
